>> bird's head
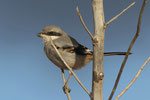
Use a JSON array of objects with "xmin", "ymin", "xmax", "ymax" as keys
[{"xmin": 37, "ymin": 25, "xmax": 63, "ymax": 40}]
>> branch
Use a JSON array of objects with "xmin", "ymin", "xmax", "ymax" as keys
[
  {"xmin": 115, "ymin": 57, "xmax": 150, "ymax": 100},
  {"xmin": 109, "ymin": 0, "xmax": 146, "ymax": 100},
  {"xmin": 91, "ymin": 0, "xmax": 105, "ymax": 100},
  {"xmin": 61, "ymin": 69, "xmax": 71, "ymax": 100},
  {"xmin": 76, "ymin": 7, "xmax": 94, "ymax": 40},
  {"xmin": 49, "ymin": 36, "xmax": 91, "ymax": 96},
  {"xmin": 105, "ymin": 2, "xmax": 135, "ymax": 26}
]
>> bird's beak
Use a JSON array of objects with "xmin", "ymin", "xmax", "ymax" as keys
[{"xmin": 37, "ymin": 32, "xmax": 42, "ymax": 37}]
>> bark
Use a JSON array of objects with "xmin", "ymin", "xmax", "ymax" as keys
[{"xmin": 91, "ymin": 0, "xmax": 105, "ymax": 100}]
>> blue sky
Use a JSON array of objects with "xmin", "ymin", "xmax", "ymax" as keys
[{"xmin": 0, "ymin": 0, "xmax": 150, "ymax": 100}]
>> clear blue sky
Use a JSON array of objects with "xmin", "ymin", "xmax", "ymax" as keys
[{"xmin": 0, "ymin": 0, "xmax": 150, "ymax": 100}]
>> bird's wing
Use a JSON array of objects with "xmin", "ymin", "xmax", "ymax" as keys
[
  {"xmin": 58, "ymin": 44, "xmax": 92, "ymax": 55},
  {"xmin": 53, "ymin": 34, "xmax": 79, "ymax": 47},
  {"xmin": 73, "ymin": 44, "xmax": 93, "ymax": 55},
  {"xmin": 52, "ymin": 33, "xmax": 92, "ymax": 55}
]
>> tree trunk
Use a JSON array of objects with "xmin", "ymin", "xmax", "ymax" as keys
[{"xmin": 91, "ymin": 0, "xmax": 105, "ymax": 100}]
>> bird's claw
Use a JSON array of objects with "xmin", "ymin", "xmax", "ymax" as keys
[{"xmin": 62, "ymin": 85, "xmax": 71, "ymax": 94}]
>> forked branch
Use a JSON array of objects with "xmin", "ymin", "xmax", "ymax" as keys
[{"xmin": 109, "ymin": 0, "xmax": 146, "ymax": 100}]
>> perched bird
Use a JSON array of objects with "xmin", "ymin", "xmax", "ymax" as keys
[{"xmin": 37, "ymin": 25, "xmax": 130, "ymax": 70}]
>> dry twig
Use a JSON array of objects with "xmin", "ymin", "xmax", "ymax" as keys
[
  {"xmin": 115, "ymin": 57, "xmax": 150, "ymax": 100},
  {"xmin": 49, "ymin": 36, "xmax": 91, "ymax": 96},
  {"xmin": 109, "ymin": 0, "xmax": 146, "ymax": 100},
  {"xmin": 106, "ymin": 2, "xmax": 135, "ymax": 26},
  {"xmin": 76, "ymin": 7, "xmax": 94, "ymax": 40}
]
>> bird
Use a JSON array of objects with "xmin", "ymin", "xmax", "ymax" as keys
[{"xmin": 37, "ymin": 25, "xmax": 130, "ymax": 70}]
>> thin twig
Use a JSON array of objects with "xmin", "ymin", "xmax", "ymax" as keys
[
  {"xmin": 115, "ymin": 57, "xmax": 150, "ymax": 100},
  {"xmin": 106, "ymin": 2, "xmax": 135, "ymax": 26},
  {"xmin": 61, "ymin": 69, "xmax": 71, "ymax": 100},
  {"xmin": 76, "ymin": 7, "xmax": 94, "ymax": 40},
  {"xmin": 49, "ymin": 36, "xmax": 91, "ymax": 96},
  {"xmin": 109, "ymin": 0, "xmax": 146, "ymax": 100}
]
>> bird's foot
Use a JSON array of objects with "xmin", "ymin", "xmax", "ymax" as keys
[{"xmin": 62, "ymin": 85, "xmax": 71, "ymax": 94}]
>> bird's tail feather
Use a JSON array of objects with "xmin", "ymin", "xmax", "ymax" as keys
[{"xmin": 104, "ymin": 52, "xmax": 132, "ymax": 56}]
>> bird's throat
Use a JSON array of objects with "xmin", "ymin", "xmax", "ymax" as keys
[{"xmin": 50, "ymin": 36, "xmax": 60, "ymax": 40}]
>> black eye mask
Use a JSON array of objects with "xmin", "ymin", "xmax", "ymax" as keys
[{"xmin": 43, "ymin": 32, "xmax": 62, "ymax": 36}]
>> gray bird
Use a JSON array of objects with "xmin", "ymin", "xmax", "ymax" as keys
[{"xmin": 37, "ymin": 25, "xmax": 130, "ymax": 70}]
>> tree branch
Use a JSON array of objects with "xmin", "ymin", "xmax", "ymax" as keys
[
  {"xmin": 105, "ymin": 2, "xmax": 135, "ymax": 26},
  {"xmin": 76, "ymin": 7, "xmax": 94, "ymax": 40},
  {"xmin": 115, "ymin": 57, "xmax": 150, "ymax": 100},
  {"xmin": 108, "ymin": 0, "xmax": 146, "ymax": 100},
  {"xmin": 91, "ymin": 0, "xmax": 105, "ymax": 100}
]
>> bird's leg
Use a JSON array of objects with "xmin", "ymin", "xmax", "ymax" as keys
[
  {"xmin": 61, "ymin": 69, "xmax": 71, "ymax": 99},
  {"xmin": 61, "ymin": 69, "xmax": 71, "ymax": 93},
  {"xmin": 63, "ymin": 71, "xmax": 72, "ymax": 93}
]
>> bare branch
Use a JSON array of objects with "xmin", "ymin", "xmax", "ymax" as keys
[
  {"xmin": 61, "ymin": 69, "xmax": 71, "ymax": 100},
  {"xmin": 115, "ymin": 57, "xmax": 150, "ymax": 100},
  {"xmin": 91, "ymin": 0, "xmax": 105, "ymax": 100},
  {"xmin": 49, "ymin": 36, "xmax": 91, "ymax": 96},
  {"xmin": 106, "ymin": 2, "xmax": 135, "ymax": 26},
  {"xmin": 109, "ymin": 0, "xmax": 146, "ymax": 100},
  {"xmin": 76, "ymin": 7, "xmax": 94, "ymax": 40}
]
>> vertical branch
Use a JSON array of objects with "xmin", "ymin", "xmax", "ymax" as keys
[{"xmin": 91, "ymin": 0, "xmax": 105, "ymax": 100}]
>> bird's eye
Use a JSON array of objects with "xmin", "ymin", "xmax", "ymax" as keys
[{"xmin": 46, "ymin": 32, "xmax": 62, "ymax": 36}]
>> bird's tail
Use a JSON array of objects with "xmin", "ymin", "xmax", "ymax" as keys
[{"xmin": 104, "ymin": 52, "xmax": 132, "ymax": 56}]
